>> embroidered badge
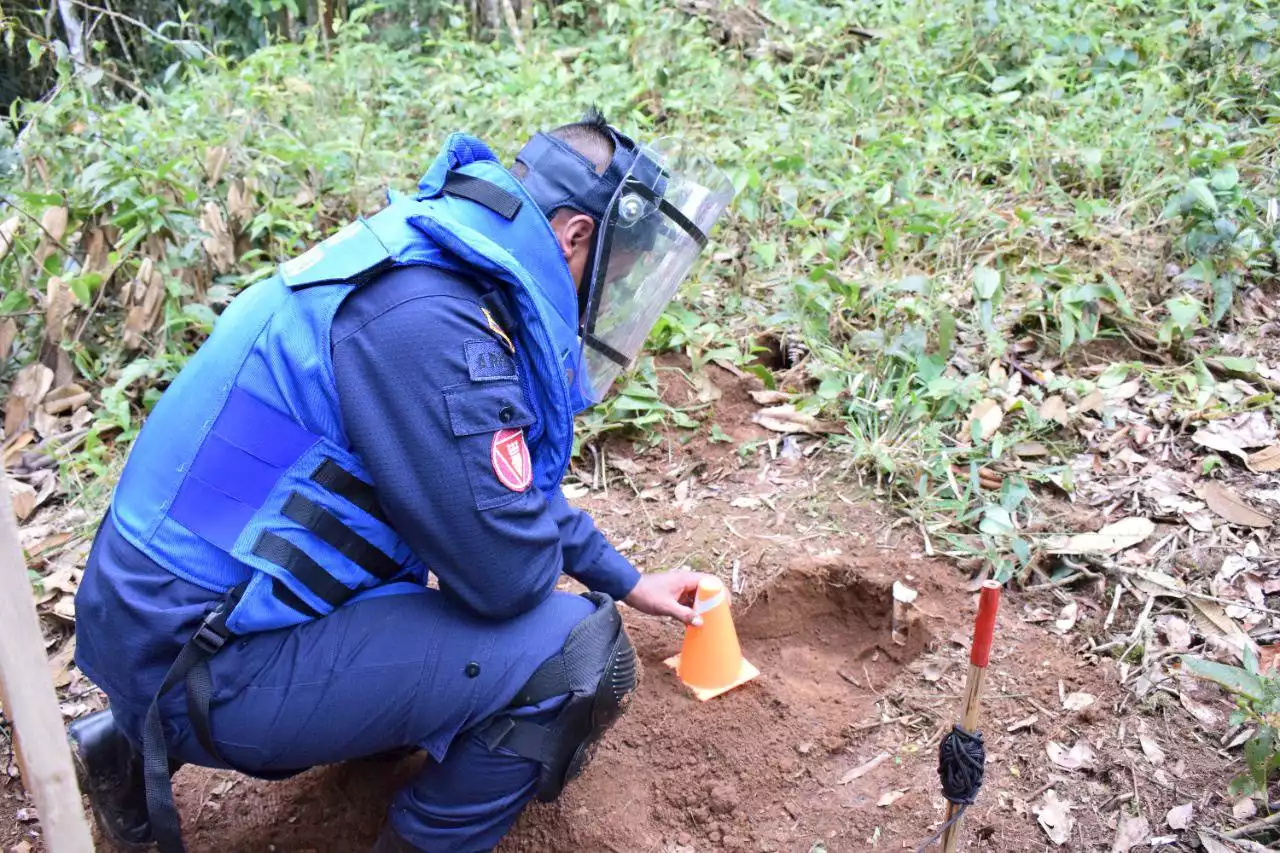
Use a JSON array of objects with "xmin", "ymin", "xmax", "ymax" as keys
[
  {"xmin": 491, "ymin": 428, "xmax": 532, "ymax": 492},
  {"xmin": 481, "ymin": 306, "xmax": 515, "ymax": 353},
  {"xmin": 465, "ymin": 340, "xmax": 517, "ymax": 382}
]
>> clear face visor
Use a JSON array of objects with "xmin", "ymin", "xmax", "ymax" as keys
[{"xmin": 577, "ymin": 139, "xmax": 734, "ymax": 404}]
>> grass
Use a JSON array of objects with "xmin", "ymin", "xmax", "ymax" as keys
[{"xmin": 1, "ymin": 0, "xmax": 1278, "ymax": 582}]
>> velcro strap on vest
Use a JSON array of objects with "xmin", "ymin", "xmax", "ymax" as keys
[
  {"xmin": 271, "ymin": 576, "xmax": 323, "ymax": 619},
  {"xmin": 310, "ymin": 459, "xmax": 388, "ymax": 523},
  {"xmin": 252, "ymin": 531, "xmax": 355, "ymax": 609},
  {"xmin": 442, "ymin": 172, "xmax": 523, "ymax": 221},
  {"xmin": 281, "ymin": 493, "xmax": 402, "ymax": 581}
]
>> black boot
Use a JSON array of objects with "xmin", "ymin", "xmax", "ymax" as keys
[
  {"xmin": 68, "ymin": 710, "xmax": 154, "ymax": 849},
  {"xmin": 372, "ymin": 825, "xmax": 424, "ymax": 853}
]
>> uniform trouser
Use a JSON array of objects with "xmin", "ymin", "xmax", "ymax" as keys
[{"xmin": 147, "ymin": 589, "xmax": 596, "ymax": 852}]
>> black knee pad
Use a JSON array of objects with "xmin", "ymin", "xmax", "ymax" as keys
[{"xmin": 482, "ymin": 592, "xmax": 638, "ymax": 801}]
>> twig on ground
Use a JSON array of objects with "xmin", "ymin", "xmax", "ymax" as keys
[{"xmin": 1226, "ymin": 811, "xmax": 1280, "ymax": 840}]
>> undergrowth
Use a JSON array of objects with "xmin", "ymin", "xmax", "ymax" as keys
[{"xmin": 1, "ymin": 0, "xmax": 1278, "ymax": 579}]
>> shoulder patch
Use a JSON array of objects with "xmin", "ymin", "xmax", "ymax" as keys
[
  {"xmin": 481, "ymin": 306, "xmax": 515, "ymax": 353},
  {"xmin": 465, "ymin": 339, "xmax": 517, "ymax": 382},
  {"xmin": 492, "ymin": 428, "xmax": 533, "ymax": 492}
]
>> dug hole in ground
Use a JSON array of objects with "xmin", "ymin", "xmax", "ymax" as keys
[{"xmin": 4, "ymin": 362, "xmax": 1245, "ymax": 853}]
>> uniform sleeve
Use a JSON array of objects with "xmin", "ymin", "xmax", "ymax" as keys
[
  {"xmin": 546, "ymin": 489, "xmax": 641, "ymax": 601},
  {"xmin": 332, "ymin": 266, "xmax": 569, "ymax": 620}
]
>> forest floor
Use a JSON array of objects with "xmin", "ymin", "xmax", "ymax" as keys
[{"xmin": 2, "ymin": 363, "xmax": 1257, "ymax": 853}]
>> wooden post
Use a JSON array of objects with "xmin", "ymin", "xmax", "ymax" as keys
[
  {"xmin": 939, "ymin": 580, "xmax": 1001, "ymax": 853},
  {"xmin": 0, "ymin": 468, "xmax": 94, "ymax": 851}
]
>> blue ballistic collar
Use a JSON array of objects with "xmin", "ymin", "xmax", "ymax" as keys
[{"xmin": 514, "ymin": 127, "xmax": 643, "ymax": 221}]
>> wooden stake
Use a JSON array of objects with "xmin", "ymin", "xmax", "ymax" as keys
[
  {"xmin": 0, "ymin": 469, "xmax": 94, "ymax": 851},
  {"xmin": 939, "ymin": 580, "xmax": 1001, "ymax": 853}
]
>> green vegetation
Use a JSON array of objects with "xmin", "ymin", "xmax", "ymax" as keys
[
  {"xmin": 1183, "ymin": 654, "xmax": 1280, "ymax": 799},
  {"xmin": 2, "ymin": 0, "xmax": 1278, "ymax": 578}
]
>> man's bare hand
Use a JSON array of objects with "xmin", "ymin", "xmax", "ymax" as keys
[{"xmin": 623, "ymin": 571, "xmax": 710, "ymax": 626}]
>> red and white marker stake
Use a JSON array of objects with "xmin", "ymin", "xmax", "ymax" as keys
[{"xmin": 940, "ymin": 580, "xmax": 1002, "ymax": 853}]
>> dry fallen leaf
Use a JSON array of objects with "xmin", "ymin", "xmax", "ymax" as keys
[
  {"xmin": 876, "ymin": 789, "xmax": 906, "ymax": 807},
  {"xmin": 1131, "ymin": 568, "xmax": 1187, "ymax": 599},
  {"xmin": 1061, "ymin": 691, "xmax": 1096, "ymax": 712},
  {"xmin": 749, "ymin": 389, "xmax": 793, "ymax": 406},
  {"xmin": 1074, "ymin": 389, "xmax": 1104, "ymax": 414},
  {"xmin": 10, "ymin": 480, "xmax": 37, "ymax": 521},
  {"xmin": 752, "ymin": 405, "xmax": 841, "ymax": 435},
  {"xmin": 1040, "ymin": 395, "xmax": 1070, "ymax": 425},
  {"xmin": 1247, "ymin": 445, "xmax": 1280, "ymax": 473},
  {"xmin": 1198, "ymin": 481, "xmax": 1272, "ymax": 528},
  {"xmin": 1157, "ymin": 615, "xmax": 1192, "ymax": 651},
  {"xmin": 1034, "ymin": 789, "xmax": 1075, "ymax": 845},
  {"xmin": 1166, "ymin": 802, "xmax": 1193, "ymax": 830},
  {"xmin": 1139, "ymin": 735, "xmax": 1166, "ymax": 766},
  {"xmin": 1047, "ymin": 516, "xmax": 1155, "ymax": 555},
  {"xmin": 45, "ymin": 274, "xmax": 73, "ymax": 343},
  {"xmin": 227, "ymin": 179, "xmax": 255, "ymax": 225},
  {"xmin": 838, "ymin": 751, "xmax": 890, "ymax": 784},
  {"xmin": 3, "ymin": 362, "xmax": 55, "ymax": 438},
  {"xmin": 1179, "ymin": 692, "xmax": 1222, "ymax": 728},
  {"xmin": 1111, "ymin": 814, "xmax": 1151, "ymax": 853},
  {"xmin": 1105, "ymin": 379, "xmax": 1143, "ymax": 402},
  {"xmin": 1232, "ymin": 796, "xmax": 1257, "ymax": 821},
  {"xmin": 966, "ymin": 399, "xmax": 1004, "ymax": 442},
  {"xmin": 1053, "ymin": 601, "xmax": 1079, "ymax": 634},
  {"xmin": 1046, "ymin": 740, "xmax": 1095, "ymax": 772},
  {"xmin": 200, "ymin": 202, "xmax": 236, "ymax": 273},
  {"xmin": 0, "ymin": 215, "xmax": 20, "ymax": 262},
  {"xmin": 0, "ymin": 317, "xmax": 16, "ymax": 362},
  {"xmin": 1192, "ymin": 429, "xmax": 1251, "ymax": 466},
  {"xmin": 41, "ymin": 205, "xmax": 69, "ymax": 243},
  {"xmin": 205, "ymin": 145, "xmax": 230, "ymax": 186},
  {"xmin": 1198, "ymin": 831, "xmax": 1237, "ymax": 853}
]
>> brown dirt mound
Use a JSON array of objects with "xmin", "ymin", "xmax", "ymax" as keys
[{"xmin": 500, "ymin": 562, "xmax": 940, "ymax": 853}]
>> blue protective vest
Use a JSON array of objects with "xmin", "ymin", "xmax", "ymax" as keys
[{"xmin": 109, "ymin": 135, "xmax": 584, "ymax": 636}]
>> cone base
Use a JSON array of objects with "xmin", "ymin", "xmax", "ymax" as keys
[{"xmin": 663, "ymin": 654, "xmax": 761, "ymax": 701}]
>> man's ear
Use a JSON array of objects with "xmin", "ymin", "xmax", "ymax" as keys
[{"xmin": 553, "ymin": 211, "xmax": 596, "ymax": 261}]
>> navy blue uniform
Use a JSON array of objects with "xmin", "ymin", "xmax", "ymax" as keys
[{"xmin": 76, "ymin": 264, "xmax": 639, "ymax": 851}]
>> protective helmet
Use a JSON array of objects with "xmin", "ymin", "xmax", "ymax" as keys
[{"xmin": 515, "ymin": 121, "xmax": 734, "ymax": 404}]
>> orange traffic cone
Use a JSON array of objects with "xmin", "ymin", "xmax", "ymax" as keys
[{"xmin": 664, "ymin": 576, "xmax": 760, "ymax": 701}]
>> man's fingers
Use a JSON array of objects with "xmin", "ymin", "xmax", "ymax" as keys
[{"xmin": 668, "ymin": 601, "xmax": 702, "ymax": 627}]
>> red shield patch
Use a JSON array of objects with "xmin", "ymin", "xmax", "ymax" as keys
[{"xmin": 491, "ymin": 428, "xmax": 533, "ymax": 492}]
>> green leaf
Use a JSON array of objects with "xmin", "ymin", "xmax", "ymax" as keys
[
  {"xmin": 745, "ymin": 364, "xmax": 776, "ymax": 390},
  {"xmin": 972, "ymin": 266, "xmax": 1001, "ymax": 300},
  {"xmin": 979, "ymin": 505, "xmax": 1015, "ymax": 537},
  {"xmin": 709, "ymin": 424, "xmax": 733, "ymax": 444},
  {"xmin": 1185, "ymin": 178, "xmax": 1219, "ymax": 213},
  {"xmin": 1181, "ymin": 655, "xmax": 1266, "ymax": 702},
  {"xmin": 27, "ymin": 38, "xmax": 44, "ymax": 68},
  {"xmin": 871, "ymin": 182, "xmax": 893, "ymax": 209},
  {"xmin": 1216, "ymin": 356, "xmax": 1256, "ymax": 373},
  {"xmin": 752, "ymin": 241, "xmax": 777, "ymax": 267},
  {"xmin": 1211, "ymin": 272, "xmax": 1237, "ymax": 323},
  {"xmin": 1210, "ymin": 165, "xmax": 1239, "ymax": 191},
  {"xmin": 68, "ymin": 275, "xmax": 92, "ymax": 305},
  {"xmin": 937, "ymin": 309, "xmax": 956, "ymax": 358},
  {"xmin": 1244, "ymin": 729, "xmax": 1274, "ymax": 795},
  {"xmin": 1165, "ymin": 295, "xmax": 1202, "ymax": 330}
]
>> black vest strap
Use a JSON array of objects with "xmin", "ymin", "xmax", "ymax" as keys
[
  {"xmin": 142, "ymin": 584, "xmax": 245, "ymax": 853},
  {"xmin": 252, "ymin": 530, "xmax": 355, "ymax": 609},
  {"xmin": 442, "ymin": 172, "xmax": 523, "ymax": 221},
  {"xmin": 281, "ymin": 493, "xmax": 402, "ymax": 581},
  {"xmin": 310, "ymin": 458, "xmax": 388, "ymax": 524},
  {"xmin": 272, "ymin": 576, "xmax": 323, "ymax": 619}
]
